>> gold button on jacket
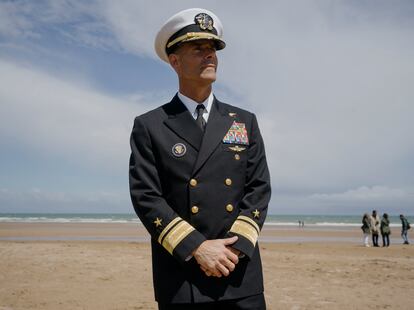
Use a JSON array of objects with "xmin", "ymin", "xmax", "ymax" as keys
[
  {"xmin": 226, "ymin": 204, "xmax": 234, "ymax": 212},
  {"xmin": 225, "ymin": 178, "xmax": 232, "ymax": 186},
  {"xmin": 191, "ymin": 206, "xmax": 199, "ymax": 214},
  {"xmin": 190, "ymin": 179, "xmax": 197, "ymax": 187}
]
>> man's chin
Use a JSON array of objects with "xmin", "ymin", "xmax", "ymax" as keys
[{"xmin": 200, "ymin": 73, "xmax": 216, "ymax": 83}]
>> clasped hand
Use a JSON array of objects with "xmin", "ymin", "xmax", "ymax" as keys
[{"xmin": 192, "ymin": 236, "xmax": 240, "ymax": 277}]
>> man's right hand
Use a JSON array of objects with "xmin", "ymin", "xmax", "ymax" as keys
[{"xmin": 192, "ymin": 236, "xmax": 239, "ymax": 277}]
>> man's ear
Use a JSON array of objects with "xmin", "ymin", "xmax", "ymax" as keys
[{"xmin": 168, "ymin": 54, "xmax": 180, "ymax": 72}]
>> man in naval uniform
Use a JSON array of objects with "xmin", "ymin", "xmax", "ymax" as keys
[{"xmin": 129, "ymin": 8, "xmax": 271, "ymax": 310}]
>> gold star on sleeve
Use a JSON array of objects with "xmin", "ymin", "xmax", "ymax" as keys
[
  {"xmin": 153, "ymin": 217, "xmax": 162, "ymax": 227},
  {"xmin": 252, "ymin": 209, "xmax": 260, "ymax": 219}
]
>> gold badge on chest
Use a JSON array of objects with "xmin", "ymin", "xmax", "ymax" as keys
[{"xmin": 228, "ymin": 145, "xmax": 246, "ymax": 152}]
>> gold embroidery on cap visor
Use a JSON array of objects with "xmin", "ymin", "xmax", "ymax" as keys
[
  {"xmin": 166, "ymin": 32, "xmax": 221, "ymax": 49},
  {"xmin": 158, "ymin": 217, "xmax": 195, "ymax": 254},
  {"xmin": 229, "ymin": 215, "xmax": 260, "ymax": 246}
]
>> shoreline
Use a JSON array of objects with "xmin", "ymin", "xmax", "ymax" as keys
[{"xmin": 0, "ymin": 222, "xmax": 408, "ymax": 244}]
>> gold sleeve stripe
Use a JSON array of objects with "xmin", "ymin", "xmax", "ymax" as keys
[
  {"xmin": 162, "ymin": 221, "xmax": 195, "ymax": 254},
  {"xmin": 230, "ymin": 220, "xmax": 259, "ymax": 246},
  {"xmin": 237, "ymin": 215, "xmax": 260, "ymax": 233},
  {"xmin": 158, "ymin": 217, "xmax": 182, "ymax": 244}
]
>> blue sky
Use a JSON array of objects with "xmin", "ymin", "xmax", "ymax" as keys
[{"xmin": 1, "ymin": 0, "xmax": 414, "ymax": 215}]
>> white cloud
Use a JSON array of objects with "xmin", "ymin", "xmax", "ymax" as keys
[
  {"xmin": 0, "ymin": 0, "xmax": 121, "ymax": 52},
  {"xmin": 303, "ymin": 186, "xmax": 414, "ymax": 214},
  {"xmin": 0, "ymin": 188, "xmax": 129, "ymax": 213},
  {"xmin": 310, "ymin": 186, "xmax": 412, "ymax": 202},
  {"xmin": 0, "ymin": 1, "xmax": 37, "ymax": 38},
  {"xmin": 0, "ymin": 59, "xmax": 148, "ymax": 173}
]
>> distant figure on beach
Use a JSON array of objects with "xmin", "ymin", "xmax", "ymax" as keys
[
  {"xmin": 370, "ymin": 210, "xmax": 380, "ymax": 247},
  {"xmin": 302, "ymin": 220, "xmax": 304, "ymax": 228},
  {"xmin": 129, "ymin": 8, "xmax": 271, "ymax": 309},
  {"xmin": 380, "ymin": 213, "xmax": 391, "ymax": 247},
  {"xmin": 400, "ymin": 214, "xmax": 411, "ymax": 245},
  {"xmin": 361, "ymin": 213, "xmax": 371, "ymax": 247}
]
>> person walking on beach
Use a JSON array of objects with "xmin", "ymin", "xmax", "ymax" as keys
[
  {"xmin": 361, "ymin": 213, "xmax": 371, "ymax": 247},
  {"xmin": 400, "ymin": 214, "xmax": 411, "ymax": 245},
  {"xmin": 380, "ymin": 213, "xmax": 391, "ymax": 247},
  {"xmin": 370, "ymin": 210, "xmax": 380, "ymax": 247},
  {"xmin": 129, "ymin": 8, "xmax": 271, "ymax": 309}
]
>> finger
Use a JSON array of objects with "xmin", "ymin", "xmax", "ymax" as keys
[
  {"xmin": 206, "ymin": 264, "xmax": 223, "ymax": 277},
  {"xmin": 222, "ymin": 236, "xmax": 238, "ymax": 246},
  {"xmin": 201, "ymin": 264, "xmax": 221, "ymax": 277},
  {"xmin": 222, "ymin": 259, "xmax": 236, "ymax": 272},
  {"xmin": 200, "ymin": 265, "xmax": 213, "ymax": 277},
  {"xmin": 216, "ymin": 263, "xmax": 230, "ymax": 277},
  {"xmin": 224, "ymin": 249, "xmax": 239, "ymax": 264}
]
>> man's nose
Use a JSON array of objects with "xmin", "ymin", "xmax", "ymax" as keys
[{"xmin": 204, "ymin": 48, "xmax": 216, "ymax": 59}]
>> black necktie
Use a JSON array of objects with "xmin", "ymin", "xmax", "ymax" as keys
[{"xmin": 196, "ymin": 104, "xmax": 206, "ymax": 131}]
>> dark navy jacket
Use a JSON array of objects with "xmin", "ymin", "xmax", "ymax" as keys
[{"xmin": 129, "ymin": 95, "xmax": 271, "ymax": 304}]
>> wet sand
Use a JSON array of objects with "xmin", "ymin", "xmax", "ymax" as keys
[{"xmin": 0, "ymin": 223, "xmax": 413, "ymax": 309}]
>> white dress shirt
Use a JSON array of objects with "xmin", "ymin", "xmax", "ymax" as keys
[{"xmin": 177, "ymin": 92, "xmax": 214, "ymax": 123}]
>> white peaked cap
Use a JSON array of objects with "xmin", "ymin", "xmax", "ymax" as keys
[{"xmin": 154, "ymin": 8, "xmax": 225, "ymax": 63}]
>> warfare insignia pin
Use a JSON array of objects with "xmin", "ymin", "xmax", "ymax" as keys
[
  {"xmin": 194, "ymin": 13, "xmax": 214, "ymax": 31},
  {"xmin": 229, "ymin": 146, "xmax": 246, "ymax": 152},
  {"xmin": 222, "ymin": 121, "xmax": 249, "ymax": 145},
  {"xmin": 172, "ymin": 143, "xmax": 187, "ymax": 157}
]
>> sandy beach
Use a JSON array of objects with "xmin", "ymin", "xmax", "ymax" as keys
[{"xmin": 1, "ymin": 223, "xmax": 413, "ymax": 309}]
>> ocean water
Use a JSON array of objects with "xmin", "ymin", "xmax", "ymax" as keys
[{"xmin": 0, "ymin": 213, "xmax": 412, "ymax": 228}]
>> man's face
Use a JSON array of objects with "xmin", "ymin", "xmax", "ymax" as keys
[{"xmin": 169, "ymin": 40, "xmax": 218, "ymax": 84}]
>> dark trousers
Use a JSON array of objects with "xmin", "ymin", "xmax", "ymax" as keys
[
  {"xmin": 372, "ymin": 233, "xmax": 379, "ymax": 246},
  {"xmin": 402, "ymin": 229, "xmax": 409, "ymax": 243},
  {"xmin": 158, "ymin": 293, "xmax": 266, "ymax": 310},
  {"xmin": 382, "ymin": 234, "xmax": 390, "ymax": 247}
]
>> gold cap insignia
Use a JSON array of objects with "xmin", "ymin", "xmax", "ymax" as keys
[
  {"xmin": 229, "ymin": 112, "xmax": 237, "ymax": 117},
  {"xmin": 194, "ymin": 13, "xmax": 214, "ymax": 31}
]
